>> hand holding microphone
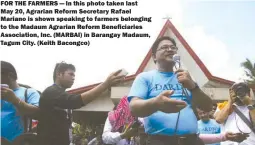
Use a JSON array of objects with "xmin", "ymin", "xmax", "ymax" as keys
[{"xmin": 173, "ymin": 54, "xmax": 196, "ymax": 90}]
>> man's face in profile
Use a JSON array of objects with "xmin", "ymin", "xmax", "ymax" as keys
[{"xmin": 59, "ymin": 69, "xmax": 75, "ymax": 88}]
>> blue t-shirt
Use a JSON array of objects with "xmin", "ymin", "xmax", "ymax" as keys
[
  {"xmin": 1, "ymin": 87, "xmax": 40, "ymax": 141},
  {"xmin": 128, "ymin": 70, "xmax": 198, "ymax": 136},
  {"xmin": 198, "ymin": 119, "xmax": 221, "ymax": 145}
]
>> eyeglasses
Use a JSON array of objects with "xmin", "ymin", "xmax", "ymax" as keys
[{"xmin": 157, "ymin": 45, "xmax": 178, "ymax": 52}]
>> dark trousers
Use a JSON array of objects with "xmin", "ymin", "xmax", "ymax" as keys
[{"xmin": 146, "ymin": 134, "xmax": 205, "ymax": 145}]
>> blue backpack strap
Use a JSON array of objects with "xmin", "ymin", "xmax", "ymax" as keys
[{"xmin": 25, "ymin": 88, "xmax": 28, "ymax": 102}]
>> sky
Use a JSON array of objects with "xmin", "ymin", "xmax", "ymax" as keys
[{"xmin": 1, "ymin": 0, "xmax": 254, "ymax": 91}]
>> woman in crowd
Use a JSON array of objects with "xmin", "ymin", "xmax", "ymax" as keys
[{"xmin": 102, "ymin": 96, "xmax": 142, "ymax": 145}]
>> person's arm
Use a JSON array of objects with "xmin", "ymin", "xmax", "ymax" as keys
[
  {"xmin": 249, "ymin": 109, "xmax": 255, "ymax": 125},
  {"xmin": 175, "ymin": 69, "xmax": 212, "ymax": 112},
  {"xmin": 191, "ymin": 87, "xmax": 213, "ymax": 112},
  {"xmin": 79, "ymin": 69, "xmax": 125, "ymax": 105},
  {"xmin": 214, "ymin": 102, "xmax": 232, "ymax": 124},
  {"xmin": 42, "ymin": 70, "xmax": 125, "ymax": 109},
  {"xmin": 79, "ymin": 81, "xmax": 111, "ymax": 105},
  {"xmin": 214, "ymin": 89, "xmax": 235, "ymax": 124},
  {"xmin": 42, "ymin": 84, "xmax": 118, "ymax": 109},
  {"xmin": 9, "ymin": 96, "xmax": 39, "ymax": 116},
  {"xmin": 200, "ymin": 132, "xmax": 249, "ymax": 143},
  {"xmin": 129, "ymin": 97, "xmax": 158, "ymax": 117},
  {"xmin": 102, "ymin": 117, "xmax": 122, "ymax": 144},
  {"xmin": 242, "ymin": 96, "xmax": 255, "ymax": 125},
  {"xmin": 42, "ymin": 87, "xmax": 84, "ymax": 109},
  {"xmin": 241, "ymin": 95, "xmax": 255, "ymax": 125},
  {"xmin": 16, "ymin": 89, "xmax": 40, "ymax": 116},
  {"xmin": 199, "ymin": 133, "xmax": 226, "ymax": 144},
  {"xmin": 128, "ymin": 73, "xmax": 154, "ymax": 117},
  {"xmin": 1, "ymin": 87, "xmax": 40, "ymax": 116}
]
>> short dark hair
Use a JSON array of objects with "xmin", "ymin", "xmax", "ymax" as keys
[
  {"xmin": 1, "ymin": 61, "xmax": 17, "ymax": 80},
  {"xmin": 231, "ymin": 82, "xmax": 250, "ymax": 94},
  {"xmin": 53, "ymin": 61, "xmax": 75, "ymax": 82},
  {"xmin": 151, "ymin": 36, "xmax": 176, "ymax": 54}
]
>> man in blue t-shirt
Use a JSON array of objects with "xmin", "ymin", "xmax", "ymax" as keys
[
  {"xmin": 128, "ymin": 36, "xmax": 213, "ymax": 145},
  {"xmin": 197, "ymin": 107, "xmax": 221, "ymax": 145},
  {"xmin": 1, "ymin": 61, "xmax": 40, "ymax": 142}
]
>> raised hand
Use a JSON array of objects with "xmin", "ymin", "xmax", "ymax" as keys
[
  {"xmin": 225, "ymin": 132, "xmax": 249, "ymax": 143},
  {"xmin": 104, "ymin": 69, "xmax": 126, "ymax": 86},
  {"xmin": 228, "ymin": 89, "xmax": 237, "ymax": 104},
  {"xmin": 121, "ymin": 123, "xmax": 138, "ymax": 139}
]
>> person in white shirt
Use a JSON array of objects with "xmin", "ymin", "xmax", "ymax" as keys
[
  {"xmin": 214, "ymin": 82, "xmax": 255, "ymax": 145},
  {"xmin": 103, "ymin": 117, "xmax": 141, "ymax": 145},
  {"xmin": 102, "ymin": 96, "xmax": 141, "ymax": 145}
]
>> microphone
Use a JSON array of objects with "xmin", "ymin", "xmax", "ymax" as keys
[
  {"xmin": 173, "ymin": 54, "xmax": 181, "ymax": 70},
  {"xmin": 173, "ymin": 54, "xmax": 191, "ymax": 103},
  {"xmin": 173, "ymin": 54, "xmax": 180, "ymax": 62}
]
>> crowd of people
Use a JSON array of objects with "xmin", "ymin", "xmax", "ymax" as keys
[{"xmin": 1, "ymin": 36, "xmax": 255, "ymax": 145}]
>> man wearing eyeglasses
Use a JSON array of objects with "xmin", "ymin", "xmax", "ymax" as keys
[
  {"xmin": 214, "ymin": 82, "xmax": 255, "ymax": 145},
  {"xmin": 128, "ymin": 36, "xmax": 213, "ymax": 145}
]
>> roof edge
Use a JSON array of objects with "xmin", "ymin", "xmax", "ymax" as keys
[{"xmin": 68, "ymin": 20, "xmax": 255, "ymax": 93}]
